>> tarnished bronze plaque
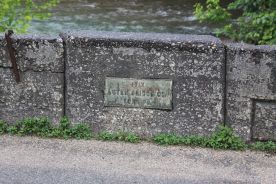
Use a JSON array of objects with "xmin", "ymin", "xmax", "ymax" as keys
[{"xmin": 104, "ymin": 77, "xmax": 172, "ymax": 110}]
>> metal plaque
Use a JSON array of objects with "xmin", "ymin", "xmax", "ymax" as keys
[{"xmin": 104, "ymin": 77, "xmax": 172, "ymax": 110}]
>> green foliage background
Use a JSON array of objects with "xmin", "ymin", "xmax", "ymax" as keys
[
  {"xmin": 0, "ymin": 0, "xmax": 58, "ymax": 33},
  {"xmin": 194, "ymin": 0, "xmax": 276, "ymax": 44}
]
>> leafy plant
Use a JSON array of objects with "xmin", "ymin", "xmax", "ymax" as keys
[
  {"xmin": 152, "ymin": 133, "xmax": 208, "ymax": 146},
  {"xmin": 97, "ymin": 131, "xmax": 115, "ymax": 141},
  {"xmin": 56, "ymin": 116, "xmax": 71, "ymax": 139},
  {"xmin": 194, "ymin": 0, "xmax": 276, "ymax": 44},
  {"xmin": 153, "ymin": 125, "xmax": 245, "ymax": 150},
  {"xmin": 47, "ymin": 117, "xmax": 92, "ymax": 140},
  {"xmin": 123, "ymin": 133, "xmax": 141, "ymax": 143},
  {"xmin": 47, "ymin": 127, "xmax": 62, "ymax": 138},
  {"xmin": 152, "ymin": 134, "xmax": 183, "ymax": 145},
  {"xmin": 207, "ymin": 125, "xmax": 245, "ymax": 150},
  {"xmin": 0, "ymin": 120, "xmax": 8, "ymax": 134},
  {"xmin": 1, "ymin": 117, "xmax": 92, "ymax": 140},
  {"xmin": 7, "ymin": 125, "xmax": 18, "ymax": 135},
  {"xmin": 1, "ymin": 117, "xmax": 276, "ymax": 153},
  {"xmin": 70, "ymin": 123, "xmax": 92, "ymax": 140},
  {"xmin": 97, "ymin": 131, "xmax": 140, "ymax": 143},
  {"xmin": 182, "ymin": 135, "xmax": 209, "ymax": 147},
  {"xmin": 250, "ymin": 141, "xmax": 276, "ymax": 152},
  {"xmin": 0, "ymin": 0, "xmax": 59, "ymax": 33},
  {"xmin": 14, "ymin": 117, "xmax": 51, "ymax": 136},
  {"xmin": 58, "ymin": 116, "xmax": 70, "ymax": 131}
]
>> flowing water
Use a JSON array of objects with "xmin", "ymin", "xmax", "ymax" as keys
[{"xmin": 28, "ymin": 0, "xmax": 226, "ymax": 35}]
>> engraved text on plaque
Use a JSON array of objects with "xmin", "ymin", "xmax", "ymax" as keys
[{"xmin": 104, "ymin": 77, "xmax": 172, "ymax": 110}]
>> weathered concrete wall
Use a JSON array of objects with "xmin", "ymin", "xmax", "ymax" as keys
[
  {"xmin": 62, "ymin": 31, "xmax": 225, "ymax": 136},
  {"xmin": 0, "ymin": 31, "xmax": 275, "ymax": 141},
  {"xmin": 0, "ymin": 36, "xmax": 64, "ymax": 124},
  {"xmin": 226, "ymin": 43, "xmax": 276, "ymax": 141}
]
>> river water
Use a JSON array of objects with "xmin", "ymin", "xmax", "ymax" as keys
[{"xmin": 28, "ymin": 0, "xmax": 223, "ymax": 35}]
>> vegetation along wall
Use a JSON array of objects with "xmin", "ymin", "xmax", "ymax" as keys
[{"xmin": 0, "ymin": 31, "xmax": 275, "ymax": 141}]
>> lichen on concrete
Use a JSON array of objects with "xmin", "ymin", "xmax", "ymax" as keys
[
  {"xmin": 63, "ymin": 31, "xmax": 225, "ymax": 137},
  {"xmin": 226, "ymin": 42, "xmax": 276, "ymax": 141},
  {"xmin": 0, "ymin": 36, "xmax": 64, "ymax": 124}
]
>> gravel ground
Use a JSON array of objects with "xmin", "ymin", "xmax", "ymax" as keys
[{"xmin": 0, "ymin": 135, "xmax": 276, "ymax": 184}]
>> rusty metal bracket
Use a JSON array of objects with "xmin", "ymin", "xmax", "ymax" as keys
[{"xmin": 5, "ymin": 30, "xmax": 20, "ymax": 83}]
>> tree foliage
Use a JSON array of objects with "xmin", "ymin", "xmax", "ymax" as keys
[
  {"xmin": 0, "ymin": 0, "xmax": 58, "ymax": 33},
  {"xmin": 194, "ymin": 0, "xmax": 276, "ymax": 45}
]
